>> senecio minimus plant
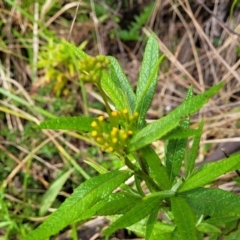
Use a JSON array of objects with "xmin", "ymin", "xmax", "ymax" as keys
[{"xmin": 25, "ymin": 36, "xmax": 240, "ymax": 240}]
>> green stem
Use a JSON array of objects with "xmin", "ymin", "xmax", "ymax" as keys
[
  {"xmin": 96, "ymin": 83, "xmax": 112, "ymax": 118},
  {"xmin": 124, "ymin": 156, "xmax": 160, "ymax": 192}
]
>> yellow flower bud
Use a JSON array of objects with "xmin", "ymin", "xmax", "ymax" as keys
[
  {"xmin": 91, "ymin": 131, "xmax": 98, "ymax": 137},
  {"xmin": 134, "ymin": 112, "xmax": 139, "ymax": 118},
  {"xmin": 123, "ymin": 109, "xmax": 128, "ymax": 114},
  {"xmin": 98, "ymin": 116, "xmax": 104, "ymax": 122},
  {"xmin": 91, "ymin": 121, "xmax": 98, "ymax": 128},
  {"xmin": 107, "ymin": 146, "xmax": 114, "ymax": 152},
  {"xmin": 111, "ymin": 111, "xmax": 118, "ymax": 117},
  {"xmin": 128, "ymin": 130, "xmax": 133, "ymax": 135},
  {"xmin": 111, "ymin": 127, "xmax": 118, "ymax": 136}
]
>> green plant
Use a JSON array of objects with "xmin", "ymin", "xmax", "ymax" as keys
[
  {"xmin": 37, "ymin": 39, "xmax": 87, "ymax": 96},
  {"xmin": 118, "ymin": 2, "xmax": 154, "ymax": 41},
  {"xmin": 23, "ymin": 35, "xmax": 240, "ymax": 240}
]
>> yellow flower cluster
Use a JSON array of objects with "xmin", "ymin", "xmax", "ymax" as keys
[
  {"xmin": 79, "ymin": 55, "xmax": 110, "ymax": 83},
  {"xmin": 91, "ymin": 110, "xmax": 139, "ymax": 153}
]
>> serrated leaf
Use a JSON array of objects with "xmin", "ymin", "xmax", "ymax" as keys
[
  {"xmin": 36, "ymin": 116, "xmax": 94, "ymax": 132},
  {"xmin": 180, "ymin": 187, "xmax": 240, "ymax": 216},
  {"xmin": 39, "ymin": 169, "xmax": 73, "ymax": 216},
  {"xmin": 23, "ymin": 170, "xmax": 131, "ymax": 240},
  {"xmin": 103, "ymin": 191, "xmax": 174, "ymax": 236},
  {"xmin": 165, "ymin": 135, "xmax": 188, "ymax": 182},
  {"xmin": 94, "ymin": 192, "xmax": 141, "ymax": 216},
  {"xmin": 107, "ymin": 56, "xmax": 136, "ymax": 112},
  {"xmin": 140, "ymin": 146, "xmax": 171, "ymax": 190},
  {"xmin": 162, "ymin": 128, "xmax": 201, "ymax": 140},
  {"xmin": 185, "ymin": 120, "xmax": 204, "ymax": 176},
  {"xmin": 179, "ymin": 152, "xmax": 240, "ymax": 192},
  {"xmin": 73, "ymin": 192, "xmax": 142, "ymax": 223},
  {"xmin": 165, "ymin": 86, "xmax": 192, "ymax": 181},
  {"xmin": 171, "ymin": 197, "xmax": 197, "ymax": 240},
  {"xmin": 101, "ymin": 71, "xmax": 127, "ymax": 110},
  {"xmin": 135, "ymin": 35, "xmax": 162, "ymax": 127},
  {"xmin": 128, "ymin": 82, "xmax": 223, "ymax": 152}
]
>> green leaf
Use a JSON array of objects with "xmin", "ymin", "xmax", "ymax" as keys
[
  {"xmin": 93, "ymin": 192, "xmax": 141, "ymax": 216},
  {"xmin": 64, "ymin": 41, "xmax": 87, "ymax": 59},
  {"xmin": 165, "ymin": 85, "xmax": 192, "ymax": 182},
  {"xmin": 84, "ymin": 160, "xmax": 108, "ymax": 174},
  {"xmin": 36, "ymin": 116, "xmax": 94, "ymax": 132},
  {"xmin": 149, "ymin": 222, "xmax": 175, "ymax": 240},
  {"xmin": 146, "ymin": 208, "xmax": 159, "ymax": 240},
  {"xmin": 205, "ymin": 216, "xmax": 240, "ymax": 225},
  {"xmin": 101, "ymin": 71, "xmax": 127, "ymax": 110},
  {"xmin": 162, "ymin": 128, "xmax": 201, "ymax": 140},
  {"xmin": 197, "ymin": 223, "xmax": 221, "ymax": 233},
  {"xmin": 179, "ymin": 152, "xmax": 240, "ymax": 192},
  {"xmin": 185, "ymin": 120, "xmax": 204, "ymax": 177},
  {"xmin": 39, "ymin": 169, "xmax": 73, "ymax": 216},
  {"xmin": 140, "ymin": 146, "xmax": 171, "ymax": 190},
  {"xmin": 103, "ymin": 191, "xmax": 174, "ymax": 236},
  {"xmin": 135, "ymin": 35, "xmax": 163, "ymax": 128},
  {"xmin": 73, "ymin": 192, "xmax": 142, "ymax": 223},
  {"xmin": 224, "ymin": 228, "xmax": 240, "ymax": 240},
  {"xmin": 107, "ymin": 56, "xmax": 136, "ymax": 112},
  {"xmin": 23, "ymin": 170, "xmax": 131, "ymax": 240},
  {"xmin": 124, "ymin": 219, "xmax": 174, "ymax": 240},
  {"xmin": 128, "ymin": 82, "xmax": 223, "ymax": 152},
  {"xmin": 180, "ymin": 187, "xmax": 240, "ymax": 216},
  {"xmin": 171, "ymin": 196, "xmax": 197, "ymax": 240},
  {"xmin": 165, "ymin": 130, "xmax": 188, "ymax": 182}
]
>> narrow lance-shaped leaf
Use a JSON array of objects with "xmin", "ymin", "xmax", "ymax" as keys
[
  {"xmin": 73, "ymin": 192, "xmax": 142, "ymax": 223},
  {"xmin": 171, "ymin": 196, "xmax": 197, "ymax": 240},
  {"xmin": 89, "ymin": 192, "xmax": 141, "ymax": 217},
  {"xmin": 101, "ymin": 71, "xmax": 127, "ymax": 110},
  {"xmin": 23, "ymin": 170, "xmax": 131, "ymax": 240},
  {"xmin": 179, "ymin": 152, "xmax": 240, "ymax": 192},
  {"xmin": 103, "ymin": 191, "xmax": 175, "ymax": 236},
  {"xmin": 36, "ymin": 116, "xmax": 95, "ymax": 132},
  {"xmin": 165, "ymin": 87, "xmax": 193, "ymax": 182},
  {"xmin": 205, "ymin": 216, "xmax": 240, "ymax": 225},
  {"xmin": 140, "ymin": 146, "xmax": 171, "ymax": 190},
  {"xmin": 180, "ymin": 187, "xmax": 240, "ymax": 216},
  {"xmin": 107, "ymin": 56, "xmax": 136, "ymax": 112},
  {"xmin": 146, "ymin": 208, "xmax": 159, "ymax": 240},
  {"xmin": 128, "ymin": 82, "xmax": 223, "ymax": 152},
  {"xmin": 134, "ymin": 35, "xmax": 162, "ymax": 128},
  {"xmin": 185, "ymin": 120, "xmax": 204, "ymax": 177},
  {"xmin": 197, "ymin": 222, "xmax": 221, "ymax": 234},
  {"xmin": 84, "ymin": 160, "xmax": 108, "ymax": 174},
  {"xmin": 162, "ymin": 127, "xmax": 201, "ymax": 140}
]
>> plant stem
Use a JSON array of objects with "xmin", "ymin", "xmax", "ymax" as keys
[
  {"xmin": 124, "ymin": 156, "xmax": 160, "ymax": 192},
  {"xmin": 96, "ymin": 83, "xmax": 112, "ymax": 118}
]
